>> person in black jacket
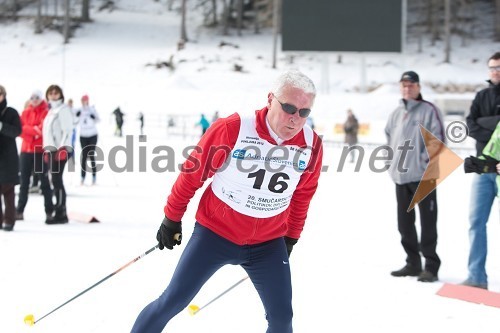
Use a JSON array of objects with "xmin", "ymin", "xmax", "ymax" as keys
[
  {"xmin": 0, "ymin": 85, "xmax": 22, "ymax": 231},
  {"xmin": 112, "ymin": 107, "xmax": 124, "ymax": 137},
  {"xmin": 462, "ymin": 52, "xmax": 500, "ymax": 290}
]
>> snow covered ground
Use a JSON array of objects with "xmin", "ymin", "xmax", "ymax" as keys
[{"xmin": 1, "ymin": 1, "xmax": 499, "ymax": 332}]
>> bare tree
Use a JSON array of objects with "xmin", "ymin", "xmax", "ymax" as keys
[
  {"xmin": 211, "ymin": 0, "xmax": 217, "ymax": 26},
  {"xmin": 496, "ymin": 0, "xmax": 500, "ymax": 40},
  {"xmin": 168, "ymin": 0, "xmax": 175, "ymax": 11},
  {"xmin": 272, "ymin": 0, "xmax": 280, "ymax": 69},
  {"xmin": 63, "ymin": 0, "xmax": 70, "ymax": 43},
  {"xmin": 180, "ymin": 0, "xmax": 188, "ymax": 42},
  {"xmin": 35, "ymin": 0, "xmax": 42, "ymax": 34},
  {"xmin": 425, "ymin": 0, "xmax": 432, "ymax": 33},
  {"xmin": 429, "ymin": 0, "xmax": 441, "ymax": 45},
  {"xmin": 5, "ymin": 0, "xmax": 18, "ymax": 19},
  {"xmin": 199, "ymin": 0, "xmax": 218, "ymax": 27},
  {"xmin": 221, "ymin": 0, "xmax": 230, "ymax": 35},
  {"xmin": 236, "ymin": 0, "xmax": 243, "ymax": 36},
  {"xmin": 81, "ymin": 0, "xmax": 90, "ymax": 22},
  {"xmin": 253, "ymin": 0, "xmax": 271, "ymax": 33},
  {"xmin": 444, "ymin": 0, "xmax": 451, "ymax": 63},
  {"xmin": 254, "ymin": 0, "xmax": 262, "ymax": 33},
  {"xmin": 455, "ymin": 0, "xmax": 472, "ymax": 46}
]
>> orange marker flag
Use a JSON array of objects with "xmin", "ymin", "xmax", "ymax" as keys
[{"xmin": 408, "ymin": 125, "xmax": 464, "ymax": 211}]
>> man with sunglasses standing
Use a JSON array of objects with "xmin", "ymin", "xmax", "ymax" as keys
[
  {"xmin": 16, "ymin": 90, "xmax": 54, "ymax": 223},
  {"xmin": 385, "ymin": 71, "xmax": 445, "ymax": 283},
  {"xmin": 461, "ymin": 52, "xmax": 500, "ymax": 290},
  {"xmin": 131, "ymin": 70, "xmax": 323, "ymax": 333}
]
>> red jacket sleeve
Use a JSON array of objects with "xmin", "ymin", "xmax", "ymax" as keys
[
  {"xmin": 21, "ymin": 124, "xmax": 42, "ymax": 137},
  {"xmin": 20, "ymin": 106, "xmax": 43, "ymax": 138},
  {"xmin": 286, "ymin": 133, "xmax": 323, "ymax": 239},
  {"xmin": 164, "ymin": 113, "xmax": 241, "ymax": 221}
]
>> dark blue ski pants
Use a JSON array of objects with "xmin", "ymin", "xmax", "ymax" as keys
[{"xmin": 131, "ymin": 223, "xmax": 293, "ymax": 333}]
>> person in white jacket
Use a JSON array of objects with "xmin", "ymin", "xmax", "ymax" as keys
[
  {"xmin": 75, "ymin": 94, "xmax": 100, "ymax": 185},
  {"xmin": 43, "ymin": 84, "xmax": 74, "ymax": 224}
]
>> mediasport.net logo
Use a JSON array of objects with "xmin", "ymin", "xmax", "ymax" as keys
[{"xmin": 35, "ymin": 121, "xmax": 467, "ymax": 209}]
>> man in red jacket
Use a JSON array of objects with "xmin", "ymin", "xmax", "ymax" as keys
[
  {"xmin": 132, "ymin": 70, "xmax": 323, "ymax": 333},
  {"xmin": 16, "ymin": 90, "xmax": 54, "ymax": 223}
]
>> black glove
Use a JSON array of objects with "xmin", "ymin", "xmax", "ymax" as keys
[
  {"xmin": 284, "ymin": 237, "xmax": 298, "ymax": 258},
  {"xmin": 76, "ymin": 111, "xmax": 81, "ymax": 117},
  {"xmin": 464, "ymin": 155, "xmax": 499, "ymax": 174},
  {"xmin": 156, "ymin": 217, "xmax": 182, "ymax": 250},
  {"xmin": 90, "ymin": 114, "xmax": 95, "ymax": 119}
]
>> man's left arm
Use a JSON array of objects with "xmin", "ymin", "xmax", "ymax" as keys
[
  {"xmin": 423, "ymin": 104, "xmax": 446, "ymax": 162},
  {"xmin": 286, "ymin": 135, "xmax": 323, "ymax": 241},
  {"xmin": 91, "ymin": 106, "xmax": 100, "ymax": 122},
  {"xmin": 466, "ymin": 123, "xmax": 500, "ymax": 174},
  {"xmin": 59, "ymin": 106, "xmax": 76, "ymax": 149}
]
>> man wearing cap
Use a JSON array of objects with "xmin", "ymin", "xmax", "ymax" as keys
[
  {"xmin": 385, "ymin": 71, "xmax": 446, "ymax": 283},
  {"xmin": 0, "ymin": 85, "xmax": 22, "ymax": 231}
]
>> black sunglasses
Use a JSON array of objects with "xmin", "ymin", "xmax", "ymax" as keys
[{"xmin": 273, "ymin": 94, "xmax": 311, "ymax": 118}]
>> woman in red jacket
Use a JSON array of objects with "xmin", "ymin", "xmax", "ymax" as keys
[
  {"xmin": 16, "ymin": 90, "xmax": 54, "ymax": 223},
  {"xmin": 132, "ymin": 70, "xmax": 323, "ymax": 333}
]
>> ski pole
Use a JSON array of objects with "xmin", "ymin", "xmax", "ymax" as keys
[
  {"xmin": 24, "ymin": 235, "xmax": 180, "ymax": 326},
  {"xmin": 187, "ymin": 275, "xmax": 249, "ymax": 316}
]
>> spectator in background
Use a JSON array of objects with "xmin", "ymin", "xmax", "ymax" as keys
[
  {"xmin": 113, "ymin": 107, "xmax": 124, "ymax": 137},
  {"xmin": 16, "ymin": 89, "xmax": 54, "ymax": 223},
  {"xmin": 138, "ymin": 111, "xmax": 144, "ymax": 135},
  {"xmin": 461, "ymin": 52, "xmax": 500, "ymax": 290},
  {"xmin": 43, "ymin": 84, "xmax": 74, "ymax": 224},
  {"xmin": 75, "ymin": 94, "xmax": 100, "ymax": 186},
  {"xmin": 385, "ymin": 71, "xmax": 445, "ymax": 283},
  {"xmin": 197, "ymin": 113, "xmax": 210, "ymax": 136},
  {"xmin": 168, "ymin": 116, "xmax": 175, "ymax": 128},
  {"xmin": 343, "ymin": 109, "xmax": 359, "ymax": 162},
  {"xmin": 212, "ymin": 110, "xmax": 219, "ymax": 123},
  {"xmin": 0, "ymin": 85, "xmax": 22, "ymax": 231}
]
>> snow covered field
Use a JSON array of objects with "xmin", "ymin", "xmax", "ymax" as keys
[{"xmin": 1, "ymin": 1, "xmax": 499, "ymax": 332}]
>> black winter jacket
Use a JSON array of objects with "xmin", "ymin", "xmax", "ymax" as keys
[
  {"xmin": 466, "ymin": 80, "xmax": 500, "ymax": 155},
  {"xmin": 0, "ymin": 99, "xmax": 22, "ymax": 184}
]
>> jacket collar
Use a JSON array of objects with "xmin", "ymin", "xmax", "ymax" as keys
[
  {"xmin": 29, "ymin": 100, "xmax": 48, "ymax": 113},
  {"xmin": 400, "ymin": 93, "xmax": 424, "ymax": 111},
  {"xmin": 487, "ymin": 79, "xmax": 500, "ymax": 91},
  {"xmin": 49, "ymin": 99, "xmax": 63, "ymax": 109}
]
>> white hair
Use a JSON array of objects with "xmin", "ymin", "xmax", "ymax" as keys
[{"xmin": 272, "ymin": 69, "xmax": 316, "ymax": 98}]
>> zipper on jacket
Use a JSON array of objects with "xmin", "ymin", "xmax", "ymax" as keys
[{"xmin": 247, "ymin": 217, "xmax": 260, "ymax": 244}]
